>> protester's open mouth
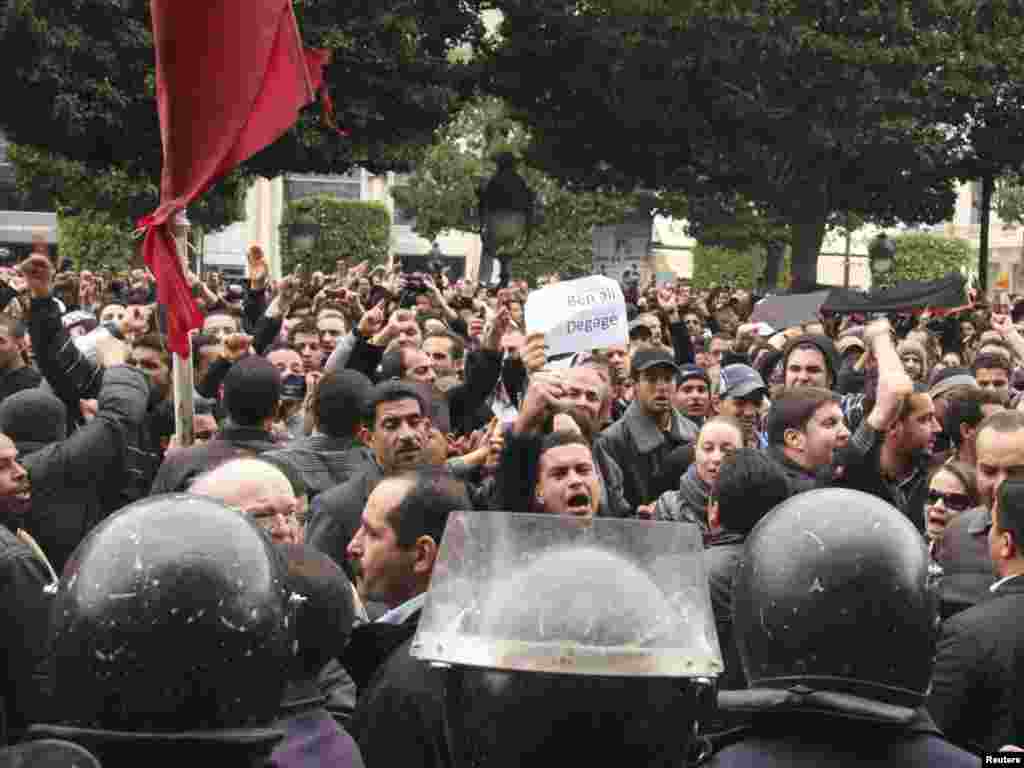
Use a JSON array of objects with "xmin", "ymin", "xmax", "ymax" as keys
[
  {"xmin": 565, "ymin": 493, "xmax": 591, "ymax": 515},
  {"xmin": 14, "ymin": 486, "xmax": 29, "ymax": 501}
]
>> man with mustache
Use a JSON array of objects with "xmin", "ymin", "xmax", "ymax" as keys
[{"xmin": 307, "ymin": 381, "xmax": 429, "ymax": 575}]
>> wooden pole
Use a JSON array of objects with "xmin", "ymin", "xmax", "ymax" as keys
[{"xmin": 172, "ymin": 211, "xmax": 195, "ymax": 448}]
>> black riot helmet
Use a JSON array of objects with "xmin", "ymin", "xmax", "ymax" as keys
[
  {"xmin": 49, "ymin": 494, "xmax": 293, "ymax": 733},
  {"xmin": 412, "ymin": 512, "xmax": 722, "ymax": 768},
  {"xmin": 732, "ymin": 488, "xmax": 936, "ymax": 712}
]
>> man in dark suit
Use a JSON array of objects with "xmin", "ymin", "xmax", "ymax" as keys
[
  {"xmin": 341, "ymin": 467, "xmax": 469, "ymax": 768},
  {"xmin": 937, "ymin": 410, "xmax": 1024, "ymax": 618},
  {"xmin": 928, "ymin": 467, "xmax": 1024, "ymax": 754}
]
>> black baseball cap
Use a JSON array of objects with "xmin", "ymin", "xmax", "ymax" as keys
[{"xmin": 631, "ymin": 348, "xmax": 681, "ymax": 376}]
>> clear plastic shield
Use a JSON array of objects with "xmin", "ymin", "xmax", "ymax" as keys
[{"xmin": 411, "ymin": 512, "xmax": 722, "ymax": 677}]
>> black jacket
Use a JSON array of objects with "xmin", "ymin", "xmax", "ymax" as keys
[
  {"xmin": 831, "ymin": 421, "xmax": 931, "ymax": 533},
  {"xmin": 306, "ymin": 465, "xmax": 383, "ymax": 574},
  {"xmin": 593, "ymin": 400, "xmax": 698, "ymax": 511},
  {"xmin": 0, "ymin": 366, "xmax": 41, "ymax": 404},
  {"xmin": 927, "ymin": 575, "xmax": 1024, "ymax": 754},
  {"xmin": 704, "ymin": 534, "xmax": 746, "ymax": 693},
  {"xmin": 149, "ymin": 426, "xmax": 281, "ymax": 494},
  {"xmin": 28, "ymin": 296, "xmax": 163, "ymax": 504},
  {"xmin": 18, "ymin": 366, "xmax": 150, "ymax": 572},
  {"xmin": 264, "ymin": 435, "xmax": 375, "ymax": 499},
  {"xmin": 765, "ymin": 445, "xmax": 819, "ymax": 497},
  {"xmin": 936, "ymin": 506, "xmax": 994, "ymax": 619},
  {"xmin": 0, "ymin": 526, "xmax": 53, "ymax": 744},
  {"xmin": 705, "ymin": 709, "xmax": 978, "ymax": 767},
  {"xmin": 345, "ymin": 611, "xmax": 450, "ymax": 768}
]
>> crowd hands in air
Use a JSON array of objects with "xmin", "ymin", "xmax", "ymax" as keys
[{"xmin": 0, "ymin": 241, "xmax": 1019, "ymax": 765}]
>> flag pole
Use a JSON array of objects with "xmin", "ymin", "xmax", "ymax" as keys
[{"xmin": 171, "ymin": 210, "xmax": 195, "ymax": 447}]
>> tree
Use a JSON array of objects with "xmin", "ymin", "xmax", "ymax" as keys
[
  {"xmin": 7, "ymin": 143, "xmax": 251, "ymax": 240},
  {"xmin": 57, "ymin": 210, "xmax": 136, "ymax": 271},
  {"xmin": 940, "ymin": 2, "xmax": 1024, "ymax": 293},
  {"xmin": 0, "ymin": 0, "xmax": 485, "ymax": 181},
  {"xmin": 392, "ymin": 97, "xmax": 637, "ymax": 284},
  {"xmin": 485, "ymin": 1, "xmax": 991, "ymax": 291},
  {"xmin": 279, "ymin": 196, "xmax": 391, "ymax": 274},
  {"xmin": 876, "ymin": 232, "xmax": 972, "ymax": 289}
]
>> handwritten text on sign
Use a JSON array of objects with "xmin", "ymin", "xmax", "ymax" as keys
[{"xmin": 525, "ymin": 276, "xmax": 628, "ymax": 357}]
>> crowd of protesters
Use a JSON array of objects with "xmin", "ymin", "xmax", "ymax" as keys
[{"xmin": 0, "ymin": 240, "xmax": 1018, "ymax": 765}]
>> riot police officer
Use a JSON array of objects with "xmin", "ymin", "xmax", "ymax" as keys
[
  {"xmin": 411, "ymin": 511, "xmax": 722, "ymax": 768},
  {"xmin": 25, "ymin": 494, "xmax": 296, "ymax": 767},
  {"xmin": 707, "ymin": 488, "xmax": 978, "ymax": 766}
]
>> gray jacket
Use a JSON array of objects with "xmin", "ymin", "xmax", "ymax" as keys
[{"xmin": 594, "ymin": 400, "xmax": 698, "ymax": 511}]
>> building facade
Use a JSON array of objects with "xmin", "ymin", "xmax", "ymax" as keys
[{"xmin": 203, "ymin": 171, "xmax": 483, "ymax": 282}]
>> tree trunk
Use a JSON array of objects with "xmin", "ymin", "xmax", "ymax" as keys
[
  {"xmin": 789, "ymin": 211, "xmax": 829, "ymax": 293},
  {"xmin": 786, "ymin": 178, "xmax": 829, "ymax": 292},
  {"xmin": 762, "ymin": 239, "xmax": 785, "ymax": 290},
  {"xmin": 978, "ymin": 172, "xmax": 994, "ymax": 297}
]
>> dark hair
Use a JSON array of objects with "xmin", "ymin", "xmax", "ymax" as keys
[
  {"xmin": 315, "ymin": 370, "xmax": 373, "ymax": 439},
  {"xmin": 191, "ymin": 333, "xmax": 218, "ymax": 369},
  {"xmin": 972, "ymin": 352, "xmax": 1012, "ymax": 377},
  {"xmin": 287, "ymin": 318, "xmax": 319, "ymax": 345},
  {"xmin": 715, "ymin": 448, "xmax": 790, "ymax": 536},
  {"xmin": 927, "ymin": 461, "xmax": 979, "ymax": 509},
  {"xmin": 288, "ymin": 298, "xmax": 313, "ymax": 317},
  {"xmin": 540, "ymin": 430, "xmax": 592, "ymax": 458},
  {"xmin": 275, "ymin": 543, "xmax": 356, "ymax": 681},
  {"xmin": 222, "ymin": 356, "xmax": 281, "ymax": 426},
  {"xmin": 363, "ymin": 380, "xmax": 426, "ymax": 431},
  {"xmin": 765, "ymin": 387, "xmax": 839, "ymax": 446},
  {"xmin": 423, "ymin": 330, "xmax": 465, "ymax": 362},
  {"xmin": 995, "ymin": 468, "xmax": 1024, "ymax": 553},
  {"xmin": 384, "ymin": 467, "xmax": 470, "ymax": 549},
  {"xmin": 132, "ymin": 333, "xmax": 171, "ymax": 369},
  {"xmin": 944, "ymin": 388, "xmax": 1006, "ymax": 447}
]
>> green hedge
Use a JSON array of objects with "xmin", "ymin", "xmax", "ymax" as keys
[
  {"xmin": 279, "ymin": 196, "xmax": 391, "ymax": 274},
  {"xmin": 878, "ymin": 232, "xmax": 971, "ymax": 288},
  {"xmin": 690, "ymin": 244, "xmax": 790, "ymax": 290}
]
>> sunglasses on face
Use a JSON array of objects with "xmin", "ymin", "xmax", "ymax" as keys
[{"xmin": 927, "ymin": 489, "xmax": 972, "ymax": 513}]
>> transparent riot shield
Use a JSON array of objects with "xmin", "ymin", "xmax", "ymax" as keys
[{"xmin": 412, "ymin": 511, "xmax": 722, "ymax": 677}]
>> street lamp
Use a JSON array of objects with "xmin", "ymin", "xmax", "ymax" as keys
[
  {"xmin": 289, "ymin": 215, "xmax": 320, "ymax": 254},
  {"xmin": 868, "ymin": 231, "xmax": 896, "ymax": 284},
  {"xmin": 477, "ymin": 153, "xmax": 534, "ymax": 287}
]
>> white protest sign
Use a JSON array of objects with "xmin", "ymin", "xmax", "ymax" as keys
[{"xmin": 524, "ymin": 275, "xmax": 628, "ymax": 357}]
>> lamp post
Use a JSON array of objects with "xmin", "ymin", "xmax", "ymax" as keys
[
  {"xmin": 477, "ymin": 153, "xmax": 534, "ymax": 287},
  {"xmin": 289, "ymin": 202, "xmax": 322, "ymax": 261},
  {"xmin": 868, "ymin": 231, "xmax": 896, "ymax": 288}
]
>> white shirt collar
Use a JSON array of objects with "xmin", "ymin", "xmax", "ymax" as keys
[
  {"xmin": 990, "ymin": 573, "xmax": 1023, "ymax": 593},
  {"xmin": 376, "ymin": 592, "xmax": 427, "ymax": 625}
]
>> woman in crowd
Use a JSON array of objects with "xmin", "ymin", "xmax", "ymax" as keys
[
  {"xmin": 924, "ymin": 461, "xmax": 979, "ymax": 551},
  {"xmin": 652, "ymin": 415, "xmax": 744, "ymax": 536}
]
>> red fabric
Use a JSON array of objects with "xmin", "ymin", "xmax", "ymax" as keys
[{"xmin": 142, "ymin": 0, "xmax": 318, "ymax": 356}]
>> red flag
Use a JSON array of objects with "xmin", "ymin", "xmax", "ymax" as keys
[{"xmin": 141, "ymin": 0, "xmax": 321, "ymax": 356}]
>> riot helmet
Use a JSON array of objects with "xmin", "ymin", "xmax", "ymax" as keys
[
  {"xmin": 413, "ymin": 512, "xmax": 722, "ymax": 768},
  {"xmin": 48, "ymin": 494, "xmax": 293, "ymax": 733},
  {"xmin": 732, "ymin": 488, "xmax": 936, "ymax": 713}
]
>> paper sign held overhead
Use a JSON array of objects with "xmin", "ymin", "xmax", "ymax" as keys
[{"xmin": 525, "ymin": 276, "xmax": 628, "ymax": 357}]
